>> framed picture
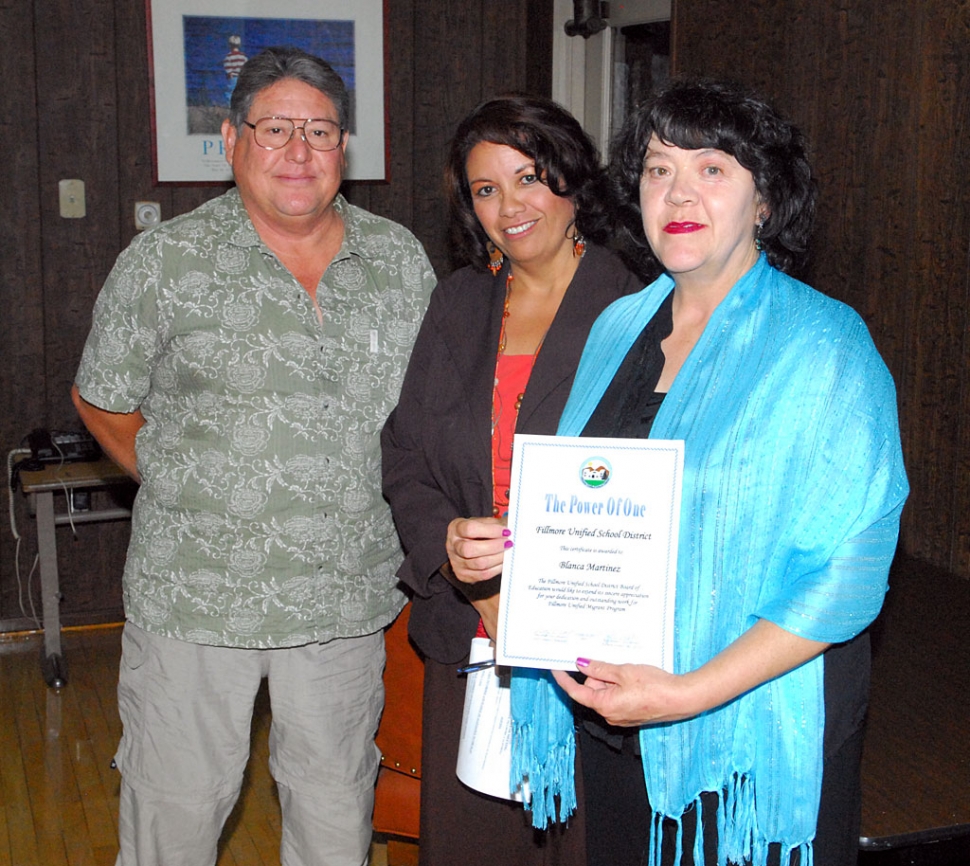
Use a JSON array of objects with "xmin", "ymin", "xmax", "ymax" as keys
[{"xmin": 147, "ymin": 0, "xmax": 386, "ymax": 183}]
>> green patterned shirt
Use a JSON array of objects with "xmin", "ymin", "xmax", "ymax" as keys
[{"xmin": 76, "ymin": 189, "xmax": 435, "ymax": 647}]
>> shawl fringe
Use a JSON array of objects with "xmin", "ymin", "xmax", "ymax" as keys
[
  {"xmin": 644, "ymin": 777, "xmax": 816, "ymax": 866},
  {"xmin": 510, "ymin": 669, "xmax": 577, "ymax": 827}
]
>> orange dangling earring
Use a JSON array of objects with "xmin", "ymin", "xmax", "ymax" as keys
[
  {"xmin": 487, "ymin": 241, "xmax": 504, "ymax": 276},
  {"xmin": 569, "ymin": 223, "xmax": 586, "ymax": 258}
]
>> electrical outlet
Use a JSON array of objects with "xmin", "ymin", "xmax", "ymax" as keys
[
  {"xmin": 135, "ymin": 201, "xmax": 161, "ymax": 230},
  {"xmin": 59, "ymin": 179, "xmax": 86, "ymax": 219}
]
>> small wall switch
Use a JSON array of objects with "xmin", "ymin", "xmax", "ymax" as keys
[
  {"xmin": 59, "ymin": 179, "xmax": 86, "ymax": 219},
  {"xmin": 135, "ymin": 201, "xmax": 161, "ymax": 230}
]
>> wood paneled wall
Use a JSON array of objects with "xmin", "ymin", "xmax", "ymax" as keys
[
  {"xmin": 672, "ymin": 0, "xmax": 970, "ymax": 577},
  {"xmin": 0, "ymin": 0, "xmax": 551, "ymax": 630}
]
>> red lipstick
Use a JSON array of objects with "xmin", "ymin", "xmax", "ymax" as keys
[{"xmin": 664, "ymin": 222, "xmax": 705, "ymax": 234}]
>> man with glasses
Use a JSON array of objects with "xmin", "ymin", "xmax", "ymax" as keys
[{"xmin": 71, "ymin": 47, "xmax": 435, "ymax": 866}]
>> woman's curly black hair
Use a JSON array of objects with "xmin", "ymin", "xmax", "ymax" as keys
[
  {"xmin": 445, "ymin": 94, "xmax": 614, "ymax": 271},
  {"xmin": 610, "ymin": 78, "xmax": 817, "ymax": 276}
]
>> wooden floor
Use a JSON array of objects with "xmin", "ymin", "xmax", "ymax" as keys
[
  {"xmin": 1, "ymin": 555, "xmax": 968, "ymax": 864},
  {"xmin": 0, "ymin": 625, "xmax": 391, "ymax": 866},
  {"xmin": 0, "ymin": 626, "xmax": 122, "ymax": 866}
]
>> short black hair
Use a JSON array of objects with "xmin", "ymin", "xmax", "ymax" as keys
[
  {"xmin": 228, "ymin": 46, "xmax": 350, "ymax": 133},
  {"xmin": 445, "ymin": 94, "xmax": 613, "ymax": 271},
  {"xmin": 611, "ymin": 78, "xmax": 817, "ymax": 274}
]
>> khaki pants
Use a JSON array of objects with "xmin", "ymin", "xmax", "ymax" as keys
[{"xmin": 113, "ymin": 622, "xmax": 385, "ymax": 866}]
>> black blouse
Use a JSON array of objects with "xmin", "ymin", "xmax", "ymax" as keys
[
  {"xmin": 578, "ymin": 291, "xmax": 673, "ymax": 751},
  {"xmin": 581, "ymin": 291, "xmax": 674, "ymax": 439}
]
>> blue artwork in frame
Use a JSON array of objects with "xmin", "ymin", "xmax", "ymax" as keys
[
  {"xmin": 181, "ymin": 17, "xmax": 357, "ymax": 135},
  {"xmin": 148, "ymin": 0, "xmax": 385, "ymax": 183}
]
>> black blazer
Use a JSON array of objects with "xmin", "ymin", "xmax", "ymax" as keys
[{"xmin": 381, "ymin": 244, "xmax": 643, "ymax": 662}]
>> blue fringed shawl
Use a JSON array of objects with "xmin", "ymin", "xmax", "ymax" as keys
[{"xmin": 509, "ymin": 256, "xmax": 909, "ymax": 864}]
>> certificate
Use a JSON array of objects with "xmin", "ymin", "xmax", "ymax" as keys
[
  {"xmin": 455, "ymin": 637, "xmax": 525, "ymax": 802},
  {"xmin": 496, "ymin": 434, "xmax": 683, "ymax": 672}
]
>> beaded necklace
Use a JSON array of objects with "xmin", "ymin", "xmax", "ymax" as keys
[{"xmin": 491, "ymin": 271, "xmax": 547, "ymax": 516}]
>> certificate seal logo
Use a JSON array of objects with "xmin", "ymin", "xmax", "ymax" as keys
[{"xmin": 580, "ymin": 457, "xmax": 612, "ymax": 488}]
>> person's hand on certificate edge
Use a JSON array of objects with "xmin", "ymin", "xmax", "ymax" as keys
[
  {"xmin": 552, "ymin": 620, "xmax": 829, "ymax": 728},
  {"xmin": 552, "ymin": 659, "xmax": 695, "ymax": 727},
  {"xmin": 444, "ymin": 516, "xmax": 511, "ymax": 640}
]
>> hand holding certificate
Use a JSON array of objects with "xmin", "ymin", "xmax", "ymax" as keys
[{"xmin": 496, "ymin": 434, "xmax": 683, "ymax": 672}]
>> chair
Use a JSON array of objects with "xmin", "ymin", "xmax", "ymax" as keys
[{"xmin": 374, "ymin": 602, "xmax": 424, "ymax": 866}]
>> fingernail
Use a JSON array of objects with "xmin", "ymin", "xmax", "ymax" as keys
[
  {"xmin": 504, "ymin": 540, "xmax": 514, "ymax": 549},
  {"xmin": 502, "ymin": 529, "xmax": 511, "ymax": 537},
  {"xmin": 576, "ymin": 657, "xmax": 590, "ymax": 667}
]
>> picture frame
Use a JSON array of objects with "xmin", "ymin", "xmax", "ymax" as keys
[{"xmin": 146, "ymin": 0, "xmax": 386, "ymax": 183}]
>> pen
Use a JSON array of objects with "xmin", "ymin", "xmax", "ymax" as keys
[{"xmin": 457, "ymin": 659, "xmax": 497, "ymax": 674}]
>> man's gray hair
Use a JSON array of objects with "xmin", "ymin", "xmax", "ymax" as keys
[{"xmin": 228, "ymin": 46, "xmax": 350, "ymax": 131}]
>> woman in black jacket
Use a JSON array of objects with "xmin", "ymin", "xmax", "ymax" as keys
[{"xmin": 381, "ymin": 95, "xmax": 642, "ymax": 866}]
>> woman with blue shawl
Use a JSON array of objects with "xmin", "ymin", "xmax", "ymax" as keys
[{"xmin": 447, "ymin": 80, "xmax": 908, "ymax": 865}]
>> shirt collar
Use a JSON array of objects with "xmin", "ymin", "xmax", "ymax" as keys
[
  {"xmin": 224, "ymin": 189, "xmax": 369, "ymax": 264},
  {"xmin": 330, "ymin": 194, "xmax": 369, "ymax": 262}
]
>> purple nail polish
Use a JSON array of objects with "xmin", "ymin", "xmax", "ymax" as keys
[
  {"xmin": 504, "ymin": 539, "xmax": 514, "ymax": 549},
  {"xmin": 502, "ymin": 528, "xmax": 511, "ymax": 537},
  {"xmin": 576, "ymin": 657, "xmax": 590, "ymax": 667}
]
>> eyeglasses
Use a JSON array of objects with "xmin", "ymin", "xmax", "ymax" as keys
[{"xmin": 242, "ymin": 116, "xmax": 346, "ymax": 152}]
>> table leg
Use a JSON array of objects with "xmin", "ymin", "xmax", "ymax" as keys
[{"xmin": 34, "ymin": 490, "xmax": 67, "ymax": 688}]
